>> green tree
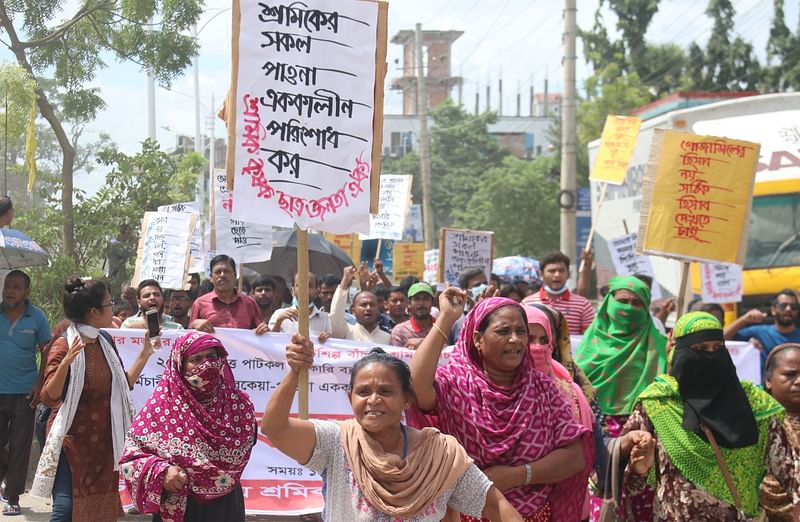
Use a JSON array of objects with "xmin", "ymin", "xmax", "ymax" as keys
[
  {"xmin": 764, "ymin": 0, "xmax": 800, "ymax": 91},
  {"xmin": 457, "ymin": 156, "xmax": 560, "ymax": 257},
  {"xmin": 0, "ymin": 0, "xmax": 202, "ymax": 262},
  {"xmin": 385, "ymin": 100, "xmax": 510, "ymax": 231},
  {"xmin": 684, "ymin": 0, "xmax": 762, "ymax": 90},
  {"xmin": 21, "ymin": 139, "xmax": 204, "ymax": 322},
  {"xmin": 0, "ymin": 64, "xmax": 36, "ymax": 158},
  {"xmin": 578, "ymin": 64, "xmax": 652, "ymax": 144}
]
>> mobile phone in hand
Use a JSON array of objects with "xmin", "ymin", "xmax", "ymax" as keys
[{"xmin": 145, "ymin": 309, "xmax": 161, "ymax": 349}]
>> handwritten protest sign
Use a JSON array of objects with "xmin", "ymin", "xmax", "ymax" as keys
[
  {"xmin": 360, "ymin": 174, "xmax": 411, "ymax": 240},
  {"xmin": 228, "ymin": 0, "xmax": 388, "ymax": 233},
  {"xmin": 590, "ymin": 115, "xmax": 642, "ymax": 185},
  {"xmin": 132, "ymin": 212, "xmax": 194, "ymax": 289},
  {"xmin": 157, "ymin": 202, "xmax": 205, "ymax": 274},
  {"xmin": 211, "ymin": 170, "xmax": 273, "ymax": 264},
  {"xmin": 607, "ymin": 232, "xmax": 662, "ymax": 298},
  {"xmin": 424, "ymin": 249, "xmax": 439, "ymax": 284},
  {"xmin": 392, "ymin": 243, "xmax": 424, "ymax": 280},
  {"xmin": 438, "ymin": 228, "xmax": 494, "ymax": 285},
  {"xmin": 638, "ymin": 130, "xmax": 759, "ymax": 264},
  {"xmin": 700, "ymin": 262, "xmax": 743, "ymax": 304}
]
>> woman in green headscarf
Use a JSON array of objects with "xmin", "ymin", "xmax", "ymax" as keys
[
  {"xmin": 577, "ymin": 275, "xmax": 667, "ymax": 521},
  {"xmin": 621, "ymin": 311, "xmax": 800, "ymax": 521},
  {"xmin": 577, "ymin": 275, "xmax": 667, "ymax": 419}
]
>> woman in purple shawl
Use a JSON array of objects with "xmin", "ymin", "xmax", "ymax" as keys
[{"xmin": 408, "ymin": 289, "xmax": 593, "ymax": 522}]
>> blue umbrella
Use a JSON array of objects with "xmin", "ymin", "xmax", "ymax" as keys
[
  {"xmin": 492, "ymin": 256, "xmax": 540, "ymax": 283},
  {"xmin": 0, "ymin": 229, "xmax": 49, "ymax": 270}
]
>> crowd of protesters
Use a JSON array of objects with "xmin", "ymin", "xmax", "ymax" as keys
[{"xmin": 0, "ymin": 246, "xmax": 799, "ymax": 521}]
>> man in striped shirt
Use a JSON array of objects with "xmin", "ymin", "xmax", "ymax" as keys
[{"xmin": 522, "ymin": 252, "xmax": 595, "ymax": 335}]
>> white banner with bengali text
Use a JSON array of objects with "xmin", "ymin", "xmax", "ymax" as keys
[
  {"xmin": 112, "ymin": 328, "xmax": 761, "ymax": 515},
  {"xmin": 112, "ymin": 328, "xmax": 451, "ymax": 515}
]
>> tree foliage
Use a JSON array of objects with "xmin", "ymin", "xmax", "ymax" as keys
[
  {"xmin": 0, "ymin": 0, "xmax": 202, "ymax": 262},
  {"xmin": 385, "ymin": 100, "xmax": 510, "ymax": 231},
  {"xmin": 764, "ymin": 0, "xmax": 800, "ymax": 91},
  {"xmin": 684, "ymin": 0, "xmax": 761, "ymax": 91},
  {"xmin": 456, "ymin": 156, "xmax": 560, "ymax": 257},
  {"xmin": 21, "ymin": 139, "xmax": 204, "ymax": 323}
]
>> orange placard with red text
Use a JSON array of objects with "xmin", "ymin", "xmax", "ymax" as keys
[
  {"xmin": 638, "ymin": 129, "xmax": 759, "ymax": 264},
  {"xmin": 590, "ymin": 115, "xmax": 642, "ymax": 185}
]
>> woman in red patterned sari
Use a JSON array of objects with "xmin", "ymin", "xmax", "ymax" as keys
[
  {"xmin": 119, "ymin": 332, "xmax": 257, "ymax": 522},
  {"xmin": 408, "ymin": 289, "xmax": 593, "ymax": 522}
]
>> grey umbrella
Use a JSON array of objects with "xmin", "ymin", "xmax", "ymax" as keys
[{"xmin": 242, "ymin": 229, "xmax": 354, "ymax": 282}]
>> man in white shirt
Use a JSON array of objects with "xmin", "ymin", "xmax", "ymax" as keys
[
  {"xmin": 268, "ymin": 271, "xmax": 331, "ymax": 340},
  {"xmin": 330, "ymin": 266, "xmax": 391, "ymax": 344}
]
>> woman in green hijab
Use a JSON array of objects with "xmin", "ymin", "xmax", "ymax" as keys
[
  {"xmin": 576, "ymin": 275, "xmax": 667, "ymax": 521},
  {"xmin": 621, "ymin": 311, "xmax": 799, "ymax": 521}
]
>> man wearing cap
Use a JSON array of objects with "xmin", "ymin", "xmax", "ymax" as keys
[{"xmin": 391, "ymin": 282, "xmax": 435, "ymax": 348}]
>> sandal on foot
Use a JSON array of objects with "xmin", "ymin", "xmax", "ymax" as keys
[{"xmin": 1, "ymin": 503, "xmax": 20, "ymax": 516}]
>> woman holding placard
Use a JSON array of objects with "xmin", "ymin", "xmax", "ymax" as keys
[
  {"xmin": 262, "ymin": 336, "xmax": 522, "ymax": 521},
  {"xmin": 408, "ymin": 290, "xmax": 592, "ymax": 522}
]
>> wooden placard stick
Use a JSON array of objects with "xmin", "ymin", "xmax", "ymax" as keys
[
  {"xmin": 578, "ymin": 182, "xmax": 608, "ymax": 273},
  {"xmin": 369, "ymin": 0, "xmax": 389, "ymax": 214},
  {"xmin": 676, "ymin": 261, "xmax": 691, "ymax": 317},
  {"xmin": 296, "ymin": 227, "xmax": 311, "ymax": 420},
  {"xmin": 238, "ymin": 263, "xmax": 245, "ymax": 293}
]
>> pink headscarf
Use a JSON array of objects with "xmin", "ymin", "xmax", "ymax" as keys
[
  {"xmin": 120, "ymin": 332, "xmax": 256, "ymax": 522},
  {"xmin": 409, "ymin": 298, "xmax": 592, "ymax": 520},
  {"xmin": 525, "ymin": 305, "xmax": 596, "ymax": 518}
]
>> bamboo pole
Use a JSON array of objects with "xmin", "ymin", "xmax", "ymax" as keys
[
  {"xmin": 578, "ymin": 182, "xmax": 608, "ymax": 272},
  {"xmin": 296, "ymin": 228, "xmax": 310, "ymax": 419},
  {"xmin": 676, "ymin": 261, "xmax": 691, "ymax": 317}
]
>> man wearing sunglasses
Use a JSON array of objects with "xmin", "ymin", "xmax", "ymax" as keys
[{"xmin": 724, "ymin": 288, "xmax": 800, "ymax": 376}]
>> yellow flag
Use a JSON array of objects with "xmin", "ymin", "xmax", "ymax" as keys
[{"xmin": 25, "ymin": 96, "xmax": 36, "ymax": 193}]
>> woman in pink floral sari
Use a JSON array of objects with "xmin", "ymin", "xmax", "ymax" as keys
[
  {"xmin": 408, "ymin": 290, "xmax": 593, "ymax": 522},
  {"xmin": 119, "ymin": 332, "xmax": 256, "ymax": 522}
]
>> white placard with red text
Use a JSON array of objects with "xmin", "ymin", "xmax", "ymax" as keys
[
  {"xmin": 231, "ymin": 0, "xmax": 380, "ymax": 234},
  {"xmin": 700, "ymin": 262, "xmax": 743, "ymax": 304}
]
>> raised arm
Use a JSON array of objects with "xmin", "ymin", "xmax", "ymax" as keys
[
  {"xmin": 409, "ymin": 287, "xmax": 466, "ymax": 411},
  {"xmin": 723, "ymin": 309, "xmax": 764, "ymax": 340},
  {"xmin": 329, "ymin": 267, "xmax": 356, "ymax": 339},
  {"xmin": 261, "ymin": 333, "xmax": 317, "ymax": 464}
]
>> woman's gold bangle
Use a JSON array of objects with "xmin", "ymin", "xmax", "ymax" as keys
[{"xmin": 432, "ymin": 323, "xmax": 449, "ymax": 343}]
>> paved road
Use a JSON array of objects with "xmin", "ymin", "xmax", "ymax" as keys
[
  {"xmin": 13, "ymin": 442, "xmax": 308, "ymax": 521},
  {"xmin": 15, "ymin": 492, "xmax": 302, "ymax": 521}
]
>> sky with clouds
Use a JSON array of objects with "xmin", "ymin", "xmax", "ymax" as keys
[{"xmin": 4, "ymin": 0, "xmax": 791, "ymax": 193}]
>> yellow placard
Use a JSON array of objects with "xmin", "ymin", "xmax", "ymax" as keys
[
  {"xmin": 324, "ymin": 233, "xmax": 362, "ymax": 265},
  {"xmin": 637, "ymin": 129, "xmax": 759, "ymax": 264},
  {"xmin": 590, "ymin": 115, "xmax": 642, "ymax": 185},
  {"xmin": 392, "ymin": 243, "xmax": 425, "ymax": 281}
]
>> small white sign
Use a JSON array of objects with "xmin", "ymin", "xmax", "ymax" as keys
[
  {"xmin": 700, "ymin": 262, "xmax": 743, "ymax": 304},
  {"xmin": 424, "ymin": 249, "xmax": 439, "ymax": 284},
  {"xmin": 360, "ymin": 175, "xmax": 411, "ymax": 240},
  {"xmin": 157, "ymin": 202, "xmax": 205, "ymax": 274}
]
